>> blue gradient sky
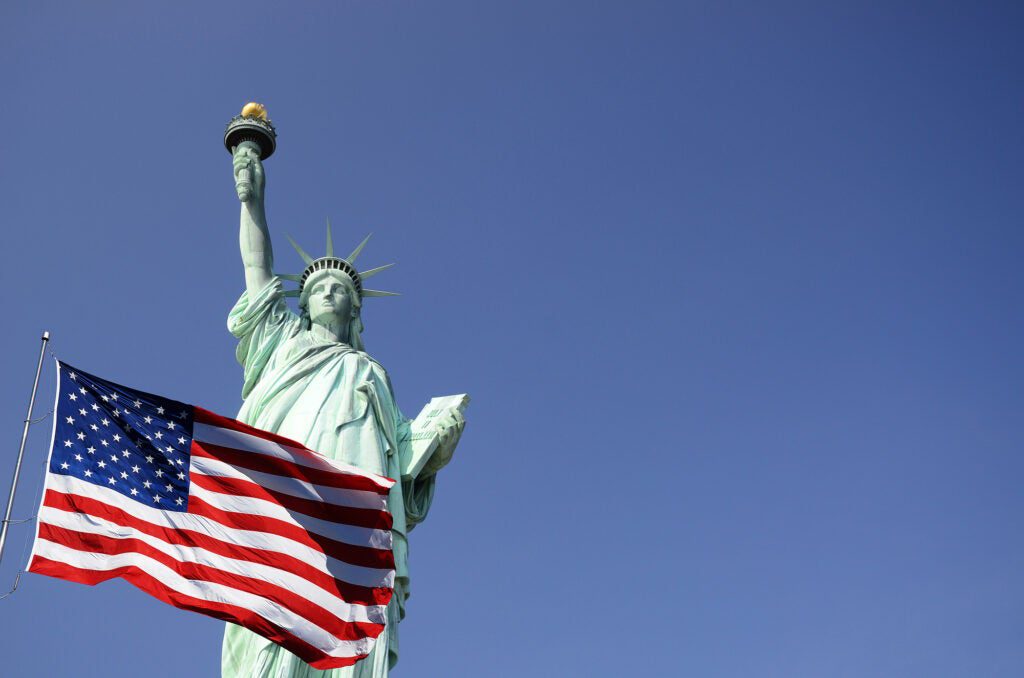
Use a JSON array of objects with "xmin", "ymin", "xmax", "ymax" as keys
[{"xmin": 1, "ymin": 2, "xmax": 1022, "ymax": 676}]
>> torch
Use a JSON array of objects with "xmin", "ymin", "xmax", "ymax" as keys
[{"xmin": 224, "ymin": 102, "xmax": 277, "ymax": 202}]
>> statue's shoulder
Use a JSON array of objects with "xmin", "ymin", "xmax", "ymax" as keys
[{"xmin": 341, "ymin": 349, "xmax": 388, "ymax": 376}]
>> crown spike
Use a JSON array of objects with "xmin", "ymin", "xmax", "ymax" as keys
[
  {"xmin": 286, "ymin": 235, "xmax": 314, "ymax": 265},
  {"xmin": 348, "ymin": 234, "xmax": 372, "ymax": 263},
  {"xmin": 360, "ymin": 263, "xmax": 396, "ymax": 280},
  {"xmin": 362, "ymin": 289, "xmax": 401, "ymax": 297},
  {"xmin": 325, "ymin": 218, "xmax": 335, "ymax": 258}
]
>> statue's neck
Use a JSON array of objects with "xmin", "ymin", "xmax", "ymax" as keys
[{"xmin": 309, "ymin": 320, "xmax": 350, "ymax": 345}]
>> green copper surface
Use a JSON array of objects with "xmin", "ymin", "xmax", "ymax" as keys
[{"xmin": 223, "ymin": 141, "xmax": 465, "ymax": 677}]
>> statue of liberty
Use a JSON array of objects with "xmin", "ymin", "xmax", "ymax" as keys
[{"xmin": 220, "ymin": 106, "xmax": 466, "ymax": 677}]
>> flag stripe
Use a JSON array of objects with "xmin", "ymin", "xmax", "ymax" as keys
[
  {"xmin": 189, "ymin": 481, "xmax": 392, "ymax": 551},
  {"xmin": 191, "ymin": 444, "xmax": 388, "ymax": 510},
  {"xmin": 192, "ymin": 411, "xmax": 392, "ymax": 491},
  {"xmin": 186, "ymin": 494, "xmax": 396, "ymax": 572},
  {"xmin": 189, "ymin": 471, "xmax": 393, "ymax": 531},
  {"xmin": 43, "ymin": 478, "xmax": 394, "ymax": 585},
  {"xmin": 191, "ymin": 439, "xmax": 390, "ymax": 496},
  {"xmin": 38, "ymin": 507, "xmax": 389, "ymax": 620},
  {"xmin": 28, "ymin": 553, "xmax": 373, "ymax": 669},
  {"xmin": 37, "ymin": 522, "xmax": 386, "ymax": 639}
]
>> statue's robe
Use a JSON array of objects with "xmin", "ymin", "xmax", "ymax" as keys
[{"xmin": 221, "ymin": 278, "xmax": 434, "ymax": 677}]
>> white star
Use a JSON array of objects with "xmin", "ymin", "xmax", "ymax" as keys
[
  {"xmin": 68, "ymin": 393, "xmax": 77, "ymax": 401},
  {"xmin": 177, "ymin": 436, "xmax": 186, "ymax": 445},
  {"xmin": 113, "ymin": 434, "xmax": 121, "ymax": 442},
  {"xmin": 166, "ymin": 446, "xmax": 175, "ymax": 454},
  {"xmin": 76, "ymin": 432, "xmax": 86, "ymax": 440},
  {"xmin": 177, "ymin": 472, "xmax": 185, "ymax": 480},
  {"xmin": 84, "ymin": 469, "xmax": 93, "ymax": 477},
  {"xmin": 110, "ymin": 393, "xmax": 119, "ymax": 402},
  {"xmin": 90, "ymin": 403, "xmax": 100, "ymax": 411},
  {"xmin": 112, "ymin": 409, "xmax": 120, "ymax": 417},
  {"xmin": 164, "ymin": 483, "xmax": 172, "ymax": 492},
  {"xmin": 153, "ymin": 495, "xmax": 161, "ymax": 503},
  {"xmin": 101, "ymin": 395, "xmax": 109, "ymax": 402},
  {"xmin": 145, "ymin": 455, "xmax": 154, "ymax": 464},
  {"xmin": 130, "ymin": 488, "xmax": 139, "ymax": 496},
  {"xmin": 86, "ymin": 446, "xmax": 96, "ymax": 454},
  {"xmin": 144, "ymin": 416, "xmax": 153, "ymax": 424},
  {"xmin": 131, "ymin": 465, "xmax": 140, "ymax": 473},
  {"xmin": 155, "ymin": 469, "xmax": 164, "ymax": 478},
  {"xmin": 156, "ymin": 407, "xmax": 165, "ymax": 415},
  {"xmin": 65, "ymin": 416, "xmax": 74, "ymax": 424},
  {"xmin": 178, "ymin": 410, "xmax": 188, "ymax": 420},
  {"xmin": 120, "ymin": 471, "xmax": 128, "ymax": 479},
  {"xmin": 79, "ymin": 408, "xmax": 87, "ymax": 416},
  {"xmin": 109, "ymin": 454, "xmax": 118, "ymax": 463},
  {"xmin": 89, "ymin": 424, "xmax": 99, "ymax": 432},
  {"xmin": 174, "ymin": 458, "xmax": 184, "ymax": 466},
  {"xmin": 97, "ymin": 460, "xmax": 106, "ymax": 469},
  {"xmin": 154, "ymin": 431, "xmax": 163, "ymax": 440},
  {"xmin": 60, "ymin": 462, "xmax": 69, "ymax": 470},
  {"xmin": 167, "ymin": 421, "xmax": 176, "ymax": 430},
  {"xmin": 175, "ymin": 497, "xmax": 184, "ymax": 506},
  {"xmin": 68, "ymin": 372, "xmax": 77, "ymax": 381},
  {"xmin": 63, "ymin": 440, "xmax": 72, "ymax": 448},
  {"xmin": 143, "ymin": 480, "xmax": 151, "ymax": 489},
  {"xmin": 101, "ymin": 418, "xmax": 110, "ymax": 426},
  {"xmin": 122, "ymin": 450, "xmax": 130, "ymax": 458},
  {"xmin": 100, "ymin": 439, "xmax": 109, "ymax": 447},
  {"xmin": 74, "ymin": 454, "xmax": 83, "ymax": 461},
  {"xmin": 79, "ymin": 387, "xmax": 87, "ymax": 395},
  {"xmin": 107, "ymin": 476, "xmax": 116, "ymax": 485},
  {"xmin": 133, "ymin": 399, "xmax": 142, "ymax": 408}
]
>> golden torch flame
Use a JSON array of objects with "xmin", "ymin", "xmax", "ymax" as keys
[{"xmin": 240, "ymin": 102, "xmax": 268, "ymax": 121}]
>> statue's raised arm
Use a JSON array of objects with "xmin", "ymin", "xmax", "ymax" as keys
[{"xmin": 233, "ymin": 140, "xmax": 273, "ymax": 296}]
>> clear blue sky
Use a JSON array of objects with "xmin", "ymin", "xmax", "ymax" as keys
[{"xmin": 1, "ymin": 2, "xmax": 1022, "ymax": 676}]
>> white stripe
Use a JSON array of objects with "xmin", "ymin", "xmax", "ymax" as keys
[
  {"xmin": 33, "ymin": 538, "xmax": 377, "ymax": 659},
  {"xmin": 190, "ymin": 481, "xmax": 392, "ymax": 550},
  {"xmin": 190, "ymin": 455, "xmax": 388, "ymax": 511},
  {"xmin": 39, "ymin": 506, "xmax": 387, "ymax": 625},
  {"xmin": 43, "ymin": 474, "xmax": 394, "ymax": 588},
  {"xmin": 193, "ymin": 422, "xmax": 393, "ymax": 489}
]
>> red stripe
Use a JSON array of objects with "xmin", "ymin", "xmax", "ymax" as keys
[
  {"xmin": 189, "ymin": 470, "xmax": 393, "ymax": 531},
  {"xmin": 43, "ymin": 490, "xmax": 394, "ymax": 601},
  {"xmin": 186, "ymin": 494, "xmax": 395, "ymax": 571},
  {"xmin": 192, "ymin": 440, "xmax": 390, "ymax": 495},
  {"xmin": 28, "ymin": 555, "xmax": 369, "ymax": 670},
  {"xmin": 36, "ymin": 523, "xmax": 384, "ymax": 641}
]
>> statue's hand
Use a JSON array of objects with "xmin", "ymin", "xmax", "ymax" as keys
[
  {"xmin": 232, "ymin": 141, "xmax": 265, "ymax": 204},
  {"xmin": 420, "ymin": 410, "xmax": 465, "ymax": 477}
]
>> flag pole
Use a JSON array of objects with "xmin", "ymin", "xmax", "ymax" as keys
[{"xmin": 0, "ymin": 331, "xmax": 50, "ymax": 567}]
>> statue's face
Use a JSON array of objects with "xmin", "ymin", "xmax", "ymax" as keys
[{"xmin": 306, "ymin": 272, "xmax": 355, "ymax": 328}]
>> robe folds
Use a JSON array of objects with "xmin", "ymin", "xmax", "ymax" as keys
[{"xmin": 221, "ymin": 277, "xmax": 435, "ymax": 678}]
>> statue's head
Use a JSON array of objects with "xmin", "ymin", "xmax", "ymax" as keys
[
  {"xmin": 284, "ymin": 225, "xmax": 398, "ymax": 350},
  {"xmin": 299, "ymin": 269, "xmax": 363, "ymax": 346}
]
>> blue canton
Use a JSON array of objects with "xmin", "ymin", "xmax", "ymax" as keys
[{"xmin": 51, "ymin": 362, "xmax": 194, "ymax": 512}]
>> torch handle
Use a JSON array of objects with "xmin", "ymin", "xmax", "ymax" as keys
[{"xmin": 236, "ymin": 167, "xmax": 252, "ymax": 202}]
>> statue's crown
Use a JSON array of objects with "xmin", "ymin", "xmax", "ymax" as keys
[{"xmin": 280, "ymin": 221, "xmax": 398, "ymax": 302}]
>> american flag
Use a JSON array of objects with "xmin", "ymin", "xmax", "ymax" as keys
[{"xmin": 28, "ymin": 362, "xmax": 395, "ymax": 669}]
